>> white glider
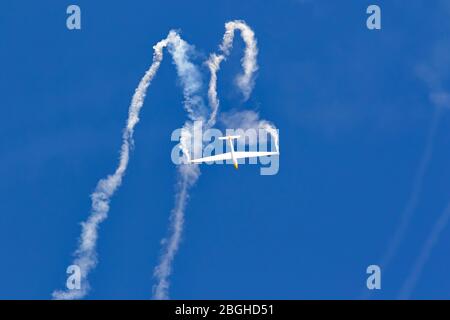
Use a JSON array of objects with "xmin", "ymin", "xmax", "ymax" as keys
[{"xmin": 189, "ymin": 135, "xmax": 279, "ymax": 169}]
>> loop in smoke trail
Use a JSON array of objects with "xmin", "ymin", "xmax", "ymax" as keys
[
  {"xmin": 152, "ymin": 34, "xmax": 205, "ymax": 300},
  {"xmin": 153, "ymin": 20, "xmax": 262, "ymax": 300},
  {"xmin": 206, "ymin": 20, "xmax": 259, "ymax": 127}
]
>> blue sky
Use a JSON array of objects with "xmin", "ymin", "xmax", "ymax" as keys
[{"xmin": 1, "ymin": 0, "xmax": 450, "ymax": 299}]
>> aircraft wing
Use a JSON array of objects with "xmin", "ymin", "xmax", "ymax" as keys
[
  {"xmin": 190, "ymin": 152, "xmax": 232, "ymax": 163},
  {"xmin": 233, "ymin": 151, "xmax": 279, "ymax": 159}
]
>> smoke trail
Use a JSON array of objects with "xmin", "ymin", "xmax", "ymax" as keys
[
  {"xmin": 379, "ymin": 107, "xmax": 441, "ymax": 271},
  {"xmin": 53, "ymin": 21, "xmax": 267, "ymax": 300},
  {"xmin": 260, "ymin": 120, "xmax": 280, "ymax": 153},
  {"xmin": 397, "ymin": 96, "xmax": 449, "ymax": 298},
  {"xmin": 152, "ymin": 164, "xmax": 199, "ymax": 300},
  {"xmin": 206, "ymin": 20, "xmax": 258, "ymax": 126},
  {"xmin": 152, "ymin": 34, "xmax": 205, "ymax": 300},
  {"xmin": 220, "ymin": 110, "xmax": 279, "ymax": 153},
  {"xmin": 153, "ymin": 22, "xmax": 262, "ymax": 299},
  {"xmin": 221, "ymin": 20, "xmax": 259, "ymax": 100},
  {"xmin": 398, "ymin": 201, "xmax": 450, "ymax": 299},
  {"xmin": 153, "ymin": 21, "xmax": 271, "ymax": 299},
  {"xmin": 359, "ymin": 105, "xmax": 441, "ymax": 300},
  {"xmin": 54, "ymin": 29, "xmax": 205, "ymax": 300},
  {"xmin": 166, "ymin": 32, "xmax": 207, "ymax": 121},
  {"xmin": 206, "ymin": 53, "xmax": 224, "ymax": 127},
  {"xmin": 395, "ymin": 14, "xmax": 450, "ymax": 297},
  {"xmin": 52, "ymin": 37, "xmax": 170, "ymax": 300}
]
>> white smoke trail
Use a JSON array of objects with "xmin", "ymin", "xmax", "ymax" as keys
[
  {"xmin": 153, "ymin": 22, "xmax": 263, "ymax": 299},
  {"xmin": 395, "ymin": 15, "xmax": 450, "ymax": 297},
  {"xmin": 153, "ymin": 21, "xmax": 272, "ymax": 300},
  {"xmin": 152, "ymin": 164, "xmax": 199, "ymax": 300},
  {"xmin": 359, "ymin": 101, "xmax": 442, "ymax": 300},
  {"xmin": 52, "ymin": 37, "xmax": 170, "ymax": 300},
  {"xmin": 206, "ymin": 53, "xmax": 224, "ymax": 127},
  {"xmin": 54, "ymin": 29, "xmax": 204, "ymax": 300},
  {"xmin": 398, "ymin": 201, "xmax": 450, "ymax": 299},
  {"xmin": 152, "ymin": 34, "xmax": 205, "ymax": 300},
  {"xmin": 166, "ymin": 32, "xmax": 207, "ymax": 121},
  {"xmin": 397, "ymin": 96, "xmax": 449, "ymax": 298},
  {"xmin": 260, "ymin": 120, "xmax": 280, "ymax": 153},
  {"xmin": 379, "ymin": 107, "xmax": 441, "ymax": 271},
  {"xmin": 221, "ymin": 21, "xmax": 259, "ymax": 101},
  {"xmin": 54, "ymin": 21, "xmax": 268, "ymax": 300},
  {"xmin": 206, "ymin": 20, "xmax": 259, "ymax": 127},
  {"xmin": 220, "ymin": 110, "xmax": 279, "ymax": 152}
]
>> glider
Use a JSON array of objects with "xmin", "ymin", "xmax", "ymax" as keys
[{"xmin": 189, "ymin": 135, "xmax": 279, "ymax": 169}]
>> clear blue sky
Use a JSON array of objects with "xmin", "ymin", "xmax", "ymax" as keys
[{"xmin": 1, "ymin": 0, "xmax": 450, "ymax": 299}]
